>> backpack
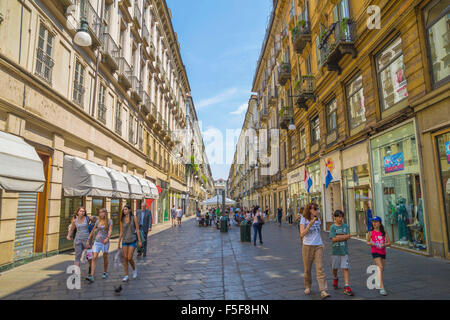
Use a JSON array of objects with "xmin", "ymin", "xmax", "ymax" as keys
[{"xmin": 86, "ymin": 216, "xmax": 94, "ymax": 233}]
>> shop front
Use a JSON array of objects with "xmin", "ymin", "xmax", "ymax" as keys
[
  {"xmin": 287, "ymin": 166, "xmax": 306, "ymax": 219},
  {"xmin": 370, "ymin": 121, "xmax": 428, "ymax": 253},
  {"xmin": 306, "ymin": 161, "xmax": 322, "ymax": 210},
  {"xmin": 157, "ymin": 179, "xmax": 169, "ymax": 223},
  {"xmin": 342, "ymin": 141, "xmax": 372, "ymax": 238},
  {"xmin": 320, "ymin": 151, "xmax": 342, "ymax": 230}
]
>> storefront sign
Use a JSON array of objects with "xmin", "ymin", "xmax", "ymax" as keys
[
  {"xmin": 384, "ymin": 152, "xmax": 404, "ymax": 173},
  {"xmin": 287, "ymin": 166, "xmax": 304, "ymax": 185},
  {"xmin": 445, "ymin": 141, "xmax": 450, "ymax": 164}
]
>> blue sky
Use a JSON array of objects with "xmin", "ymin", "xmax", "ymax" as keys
[{"xmin": 167, "ymin": 0, "xmax": 273, "ymax": 180}]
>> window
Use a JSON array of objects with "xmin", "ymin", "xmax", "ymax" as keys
[
  {"xmin": 128, "ymin": 114, "xmax": 134, "ymax": 143},
  {"xmin": 423, "ymin": 0, "xmax": 450, "ymax": 86},
  {"xmin": 138, "ymin": 124, "xmax": 143, "ymax": 151},
  {"xmin": 290, "ymin": 132, "xmax": 298, "ymax": 166},
  {"xmin": 115, "ymin": 102, "xmax": 122, "ymax": 135},
  {"xmin": 98, "ymin": 85, "xmax": 106, "ymax": 123},
  {"xmin": 73, "ymin": 60, "xmax": 85, "ymax": 106},
  {"xmin": 376, "ymin": 37, "xmax": 408, "ymax": 111},
  {"xmin": 315, "ymin": 36, "xmax": 321, "ymax": 67},
  {"xmin": 35, "ymin": 24, "xmax": 54, "ymax": 83},
  {"xmin": 299, "ymin": 128, "xmax": 306, "ymax": 152},
  {"xmin": 326, "ymin": 99, "xmax": 337, "ymax": 133},
  {"xmin": 310, "ymin": 115, "xmax": 320, "ymax": 145},
  {"xmin": 332, "ymin": 0, "xmax": 350, "ymax": 22},
  {"xmin": 346, "ymin": 74, "xmax": 366, "ymax": 130}
]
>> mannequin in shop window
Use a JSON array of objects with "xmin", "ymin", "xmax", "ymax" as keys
[
  {"xmin": 396, "ymin": 197, "xmax": 410, "ymax": 244},
  {"xmin": 366, "ymin": 203, "xmax": 373, "ymax": 233}
]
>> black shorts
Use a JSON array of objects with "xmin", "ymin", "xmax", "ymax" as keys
[{"xmin": 372, "ymin": 253, "xmax": 386, "ymax": 259}]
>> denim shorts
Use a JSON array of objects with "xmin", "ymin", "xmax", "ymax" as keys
[
  {"xmin": 122, "ymin": 241, "xmax": 137, "ymax": 248},
  {"xmin": 93, "ymin": 241, "xmax": 110, "ymax": 253}
]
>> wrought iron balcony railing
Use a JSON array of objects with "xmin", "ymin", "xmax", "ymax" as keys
[
  {"xmin": 277, "ymin": 62, "xmax": 291, "ymax": 86},
  {"xmin": 79, "ymin": 0, "xmax": 102, "ymax": 47},
  {"xmin": 292, "ymin": 20, "xmax": 311, "ymax": 54},
  {"xmin": 294, "ymin": 75, "xmax": 315, "ymax": 109},
  {"xmin": 97, "ymin": 102, "xmax": 107, "ymax": 124},
  {"xmin": 133, "ymin": 1, "xmax": 142, "ymax": 29},
  {"xmin": 118, "ymin": 57, "xmax": 132, "ymax": 89},
  {"xmin": 101, "ymin": 32, "xmax": 119, "ymax": 71}
]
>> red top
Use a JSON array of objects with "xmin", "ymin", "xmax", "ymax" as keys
[{"xmin": 371, "ymin": 230, "xmax": 386, "ymax": 255}]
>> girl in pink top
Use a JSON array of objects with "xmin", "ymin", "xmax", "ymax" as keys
[{"xmin": 366, "ymin": 216, "xmax": 391, "ymax": 296}]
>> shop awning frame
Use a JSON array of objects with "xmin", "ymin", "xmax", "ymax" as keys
[
  {"xmin": 103, "ymin": 167, "xmax": 130, "ymax": 199},
  {"xmin": 120, "ymin": 172, "xmax": 144, "ymax": 200}
]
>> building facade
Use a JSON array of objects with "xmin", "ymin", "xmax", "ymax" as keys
[
  {"xmin": 228, "ymin": 0, "xmax": 450, "ymax": 258},
  {"xmin": 0, "ymin": 0, "xmax": 213, "ymax": 270}
]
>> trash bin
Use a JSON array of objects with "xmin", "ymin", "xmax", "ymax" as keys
[
  {"xmin": 220, "ymin": 216, "xmax": 228, "ymax": 233},
  {"xmin": 240, "ymin": 220, "xmax": 251, "ymax": 242}
]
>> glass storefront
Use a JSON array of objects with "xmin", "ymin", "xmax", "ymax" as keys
[
  {"xmin": 343, "ymin": 164, "xmax": 372, "ymax": 238},
  {"xmin": 91, "ymin": 197, "xmax": 105, "ymax": 216},
  {"xmin": 436, "ymin": 131, "xmax": 450, "ymax": 251},
  {"xmin": 111, "ymin": 199, "xmax": 121, "ymax": 237},
  {"xmin": 59, "ymin": 196, "xmax": 83, "ymax": 251},
  {"xmin": 371, "ymin": 122, "xmax": 427, "ymax": 251},
  {"xmin": 307, "ymin": 161, "xmax": 322, "ymax": 209}
]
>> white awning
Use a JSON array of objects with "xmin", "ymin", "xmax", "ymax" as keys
[
  {"xmin": 62, "ymin": 156, "xmax": 113, "ymax": 197},
  {"xmin": 0, "ymin": 131, "xmax": 46, "ymax": 192},
  {"xmin": 148, "ymin": 180, "xmax": 159, "ymax": 199},
  {"xmin": 103, "ymin": 167, "xmax": 130, "ymax": 199},
  {"xmin": 120, "ymin": 173, "xmax": 143, "ymax": 199},
  {"xmin": 136, "ymin": 176, "xmax": 151, "ymax": 199},
  {"xmin": 0, "ymin": 131, "xmax": 45, "ymax": 192},
  {"xmin": 201, "ymin": 195, "xmax": 236, "ymax": 206}
]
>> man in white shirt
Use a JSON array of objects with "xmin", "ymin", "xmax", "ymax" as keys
[{"xmin": 176, "ymin": 206, "xmax": 183, "ymax": 226}]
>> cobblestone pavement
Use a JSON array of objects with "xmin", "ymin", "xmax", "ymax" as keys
[{"xmin": 2, "ymin": 218, "xmax": 449, "ymax": 300}]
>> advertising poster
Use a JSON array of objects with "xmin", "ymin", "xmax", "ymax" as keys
[
  {"xmin": 384, "ymin": 152, "xmax": 404, "ymax": 173},
  {"xmin": 446, "ymin": 141, "xmax": 450, "ymax": 164}
]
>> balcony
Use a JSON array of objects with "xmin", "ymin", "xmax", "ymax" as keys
[
  {"xmin": 118, "ymin": 57, "xmax": 132, "ymax": 90},
  {"xmin": 130, "ymin": 76, "xmax": 143, "ymax": 102},
  {"xmin": 277, "ymin": 63, "xmax": 291, "ymax": 86},
  {"xmin": 268, "ymin": 86, "xmax": 277, "ymax": 107},
  {"xmin": 294, "ymin": 75, "xmax": 315, "ymax": 110},
  {"xmin": 101, "ymin": 33, "xmax": 119, "ymax": 71},
  {"xmin": 260, "ymin": 107, "xmax": 269, "ymax": 121},
  {"xmin": 279, "ymin": 106, "xmax": 293, "ymax": 129},
  {"xmin": 149, "ymin": 43, "xmax": 156, "ymax": 61},
  {"xmin": 79, "ymin": 0, "xmax": 102, "ymax": 48},
  {"xmin": 133, "ymin": 1, "xmax": 142, "ymax": 29},
  {"xmin": 149, "ymin": 102, "xmax": 157, "ymax": 122},
  {"xmin": 319, "ymin": 19, "xmax": 357, "ymax": 74},
  {"xmin": 292, "ymin": 20, "xmax": 311, "ymax": 54}
]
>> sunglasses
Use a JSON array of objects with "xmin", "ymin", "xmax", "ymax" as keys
[{"xmin": 312, "ymin": 207, "xmax": 319, "ymax": 211}]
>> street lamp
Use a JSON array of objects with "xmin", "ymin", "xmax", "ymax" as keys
[
  {"xmin": 74, "ymin": 17, "xmax": 92, "ymax": 47},
  {"xmin": 288, "ymin": 118, "xmax": 296, "ymax": 131}
]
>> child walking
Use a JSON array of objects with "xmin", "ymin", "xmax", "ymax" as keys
[
  {"xmin": 366, "ymin": 216, "xmax": 391, "ymax": 296},
  {"xmin": 329, "ymin": 210, "xmax": 353, "ymax": 296}
]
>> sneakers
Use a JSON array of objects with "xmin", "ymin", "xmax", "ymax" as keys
[
  {"xmin": 344, "ymin": 285, "xmax": 354, "ymax": 296},
  {"xmin": 380, "ymin": 288, "xmax": 388, "ymax": 296},
  {"xmin": 132, "ymin": 268, "xmax": 137, "ymax": 279},
  {"xmin": 333, "ymin": 278, "xmax": 338, "ymax": 289},
  {"xmin": 86, "ymin": 275, "xmax": 94, "ymax": 283},
  {"xmin": 122, "ymin": 275, "xmax": 129, "ymax": 282},
  {"xmin": 102, "ymin": 272, "xmax": 108, "ymax": 279}
]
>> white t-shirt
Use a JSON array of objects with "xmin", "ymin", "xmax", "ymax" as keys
[
  {"xmin": 300, "ymin": 216, "xmax": 323, "ymax": 246},
  {"xmin": 176, "ymin": 209, "xmax": 183, "ymax": 218}
]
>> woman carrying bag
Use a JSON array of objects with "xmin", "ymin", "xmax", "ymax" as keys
[
  {"xmin": 252, "ymin": 206, "xmax": 264, "ymax": 246},
  {"xmin": 299, "ymin": 203, "xmax": 330, "ymax": 299}
]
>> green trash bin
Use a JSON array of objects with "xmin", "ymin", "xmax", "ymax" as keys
[
  {"xmin": 240, "ymin": 220, "xmax": 251, "ymax": 242},
  {"xmin": 220, "ymin": 216, "xmax": 228, "ymax": 233}
]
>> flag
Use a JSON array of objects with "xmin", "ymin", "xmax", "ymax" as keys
[
  {"xmin": 304, "ymin": 169, "xmax": 313, "ymax": 193},
  {"xmin": 325, "ymin": 165, "xmax": 333, "ymax": 189}
]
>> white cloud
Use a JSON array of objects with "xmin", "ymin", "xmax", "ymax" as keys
[
  {"xmin": 229, "ymin": 103, "xmax": 248, "ymax": 115},
  {"xmin": 196, "ymin": 87, "xmax": 238, "ymax": 109}
]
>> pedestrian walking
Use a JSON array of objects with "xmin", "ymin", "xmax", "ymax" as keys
[
  {"xmin": 287, "ymin": 206, "xmax": 294, "ymax": 224},
  {"xmin": 277, "ymin": 207, "xmax": 283, "ymax": 226},
  {"xmin": 118, "ymin": 205, "xmax": 142, "ymax": 282},
  {"xmin": 86, "ymin": 208, "xmax": 112, "ymax": 282},
  {"xmin": 252, "ymin": 207, "xmax": 264, "ymax": 246},
  {"xmin": 67, "ymin": 207, "xmax": 96, "ymax": 276},
  {"xmin": 136, "ymin": 202, "xmax": 152, "ymax": 257},
  {"xmin": 177, "ymin": 206, "xmax": 183, "ymax": 226},
  {"xmin": 299, "ymin": 202, "xmax": 330, "ymax": 299},
  {"xmin": 170, "ymin": 205, "xmax": 176, "ymax": 228},
  {"xmin": 265, "ymin": 207, "xmax": 269, "ymax": 219},
  {"xmin": 367, "ymin": 216, "xmax": 391, "ymax": 296},
  {"xmin": 329, "ymin": 210, "xmax": 353, "ymax": 296}
]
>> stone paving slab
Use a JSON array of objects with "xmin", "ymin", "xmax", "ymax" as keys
[{"xmin": 1, "ymin": 218, "xmax": 449, "ymax": 300}]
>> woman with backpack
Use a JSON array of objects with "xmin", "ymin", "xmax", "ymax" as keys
[
  {"xmin": 118, "ymin": 205, "xmax": 142, "ymax": 282},
  {"xmin": 86, "ymin": 208, "xmax": 112, "ymax": 282},
  {"xmin": 300, "ymin": 202, "xmax": 330, "ymax": 299}
]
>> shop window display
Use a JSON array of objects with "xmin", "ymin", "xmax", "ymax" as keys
[
  {"xmin": 307, "ymin": 162, "xmax": 322, "ymax": 210},
  {"xmin": 91, "ymin": 197, "xmax": 105, "ymax": 216},
  {"xmin": 436, "ymin": 132, "xmax": 450, "ymax": 250},
  {"xmin": 111, "ymin": 199, "xmax": 121, "ymax": 236},
  {"xmin": 59, "ymin": 196, "xmax": 83, "ymax": 251},
  {"xmin": 371, "ymin": 122, "xmax": 426, "ymax": 251}
]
